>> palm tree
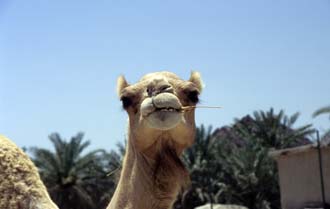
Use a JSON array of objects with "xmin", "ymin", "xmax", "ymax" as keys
[
  {"xmin": 215, "ymin": 136, "xmax": 280, "ymax": 209},
  {"xmin": 180, "ymin": 125, "xmax": 218, "ymax": 208},
  {"xmin": 313, "ymin": 105, "xmax": 330, "ymax": 119},
  {"xmin": 176, "ymin": 109, "xmax": 314, "ymax": 209},
  {"xmin": 99, "ymin": 141, "xmax": 126, "ymax": 206},
  {"xmin": 313, "ymin": 105, "xmax": 330, "ymax": 141},
  {"xmin": 173, "ymin": 125, "xmax": 230, "ymax": 209},
  {"xmin": 234, "ymin": 108, "xmax": 314, "ymax": 149},
  {"xmin": 221, "ymin": 108, "xmax": 314, "ymax": 209},
  {"xmin": 30, "ymin": 132, "xmax": 114, "ymax": 209}
]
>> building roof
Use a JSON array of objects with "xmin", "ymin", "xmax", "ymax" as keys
[{"xmin": 269, "ymin": 135, "xmax": 330, "ymax": 159}]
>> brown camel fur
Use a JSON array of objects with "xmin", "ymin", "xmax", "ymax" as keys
[
  {"xmin": 0, "ymin": 135, "xmax": 59, "ymax": 209},
  {"xmin": 107, "ymin": 71, "xmax": 203, "ymax": 209}
]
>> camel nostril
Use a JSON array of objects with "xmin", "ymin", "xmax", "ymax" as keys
[
  {"xmin": 147, "ymin": 84, "xmax": 173, "ymax": 96},
  {"xmin": 160, "ymin": 85, "xmax": 171, "ymax": 92},
  {"xmin": 147, "ymin": 87, "xmax": 154, "ymax": 96},
  {"xmin": 159, "ymin": 85, "xmax": 174, "ymax": 94}
]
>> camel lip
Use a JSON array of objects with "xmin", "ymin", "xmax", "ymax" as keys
[
  {"xmin": 154, "ymin": 107, "xmax": 181, "ymax": 112},
  {"xmin": 142, "ymin": 106, "xmax": 182, "ymax": 118},
  {"xmin": 140, "ymin": 94, "xmax": 182, "ymax": 118},
  {"xmin": 151, "ymin": 93, "xmax": 182, "ymax": 110},
  {"xmin": 144, "ymin": 107, "xmax": 183, "ymax": 130},
  {"xmin": 144, "ymin": 107, "xmax": 181, "ymax": 117}
]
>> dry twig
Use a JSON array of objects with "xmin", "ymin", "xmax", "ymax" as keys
[{"xmin": 180, "ymin": 106, "xmax": 222, "ymax": 112}]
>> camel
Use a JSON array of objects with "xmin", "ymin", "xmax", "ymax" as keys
[
  {"xmin": 0, "ymin": 135, "xmax": 59, "ymax": 209},
  {"xmin": 107, "ymin": 71, "xmax": 203, "ymax": 209}
]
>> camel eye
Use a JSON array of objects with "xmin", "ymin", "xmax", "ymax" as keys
[
  {"xmin": 121, "ymin": 96, "xmax": 133, "ymax": 109},
  {"xmin": 186, "ymin": 90, "xmax": 199, "ymax": 103}
]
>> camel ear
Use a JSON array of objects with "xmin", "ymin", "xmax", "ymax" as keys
[
  {"xmin": 117, "ymin": 75, "xmax": 129, "ymax": 97},
  {"xmin": 189, "ymin": 71, "xmax": 203, "ymax": 92}
]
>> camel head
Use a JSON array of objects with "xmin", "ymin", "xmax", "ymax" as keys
[{"xmin": 117, "ymin": 71, "xmax": 203, "ymax": 154}]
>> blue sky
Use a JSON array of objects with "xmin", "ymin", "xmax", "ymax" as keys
[{"xmin": 0, "ymin": 0, "xmax": 329, "ymax": 151}]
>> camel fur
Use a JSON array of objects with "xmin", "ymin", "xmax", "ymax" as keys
[{"xmin": 0, "ymin": 135, "xmax": 58, "ymax": 209}]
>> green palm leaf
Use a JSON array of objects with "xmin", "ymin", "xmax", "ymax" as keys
[
  {"xmin": 313, "ymin": 105, "xmax": 330, "ymax": 118},
  {"xmin": 30, "ymin": 132, "xmax": 118, "ymax": 209}
]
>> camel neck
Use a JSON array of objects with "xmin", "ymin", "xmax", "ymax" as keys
[{"xmin": 107, "ymin": 134, "xmax": 187, "ymax": 209}]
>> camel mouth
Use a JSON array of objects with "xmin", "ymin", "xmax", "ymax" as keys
[
  {"xmin": 140, "ymin": 93, "xmax": 182, "ymax": 116},
  {"xmin": 146, "ymin": 110, "xmax": 182, "ymax": 130},
  {"xmin": 154, "ymin": 107, "xmax": 181, "ymax": 112},
  {"xmin": 140, "ymin": 93, "xmax": 183, "ymax": 130}
]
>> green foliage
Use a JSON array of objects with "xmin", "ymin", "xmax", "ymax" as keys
[
  {"xmin": 179, "ymin": 125, "xmax": 221, "ymax": 209},
  {"xmin": 313, "ymin": 105, "xmax": 330, "ymax": 119},
  {"xmin": 176, "ymin": 108, "xmax": 313, "ymax": 209},
  {"xmin": 313, "ymin": 105, "xmax": 330, "ymax": 139},
  {"xmin": 234, "ymin": 108, "xmax": 314, "ymax": 149},
  {"xmin": 29, "ymin": 108, "xmax": 314, "ymax": 209},
  {"xmin": 214, "ymin": 137, "xmax": 280, "ymax": 209},
  {"xmin": 30, "ymin": 132, "xmax": 120, "ymax": 209}
]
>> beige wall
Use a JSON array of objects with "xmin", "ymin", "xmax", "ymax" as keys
[{"xmin": 276, "ymin": 147, "xmax": 330, "ymax": 209}]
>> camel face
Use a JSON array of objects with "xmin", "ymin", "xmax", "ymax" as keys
[
  {"xmin": 108, "ymin": 71, "xmax": 203, "ymax": 209},
  {"xmin": 117, "ymin": 71, "xmax": 202, "ymax": 150}
]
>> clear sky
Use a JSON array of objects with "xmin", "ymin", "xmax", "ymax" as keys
[{"xmin": 0, "ymin": 0, "xmax": 329, "ymax": 151}]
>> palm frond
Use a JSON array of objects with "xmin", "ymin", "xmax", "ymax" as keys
[{"xmin": 313, "ymin": 105, "xmax": 330, "ymax": 118}]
